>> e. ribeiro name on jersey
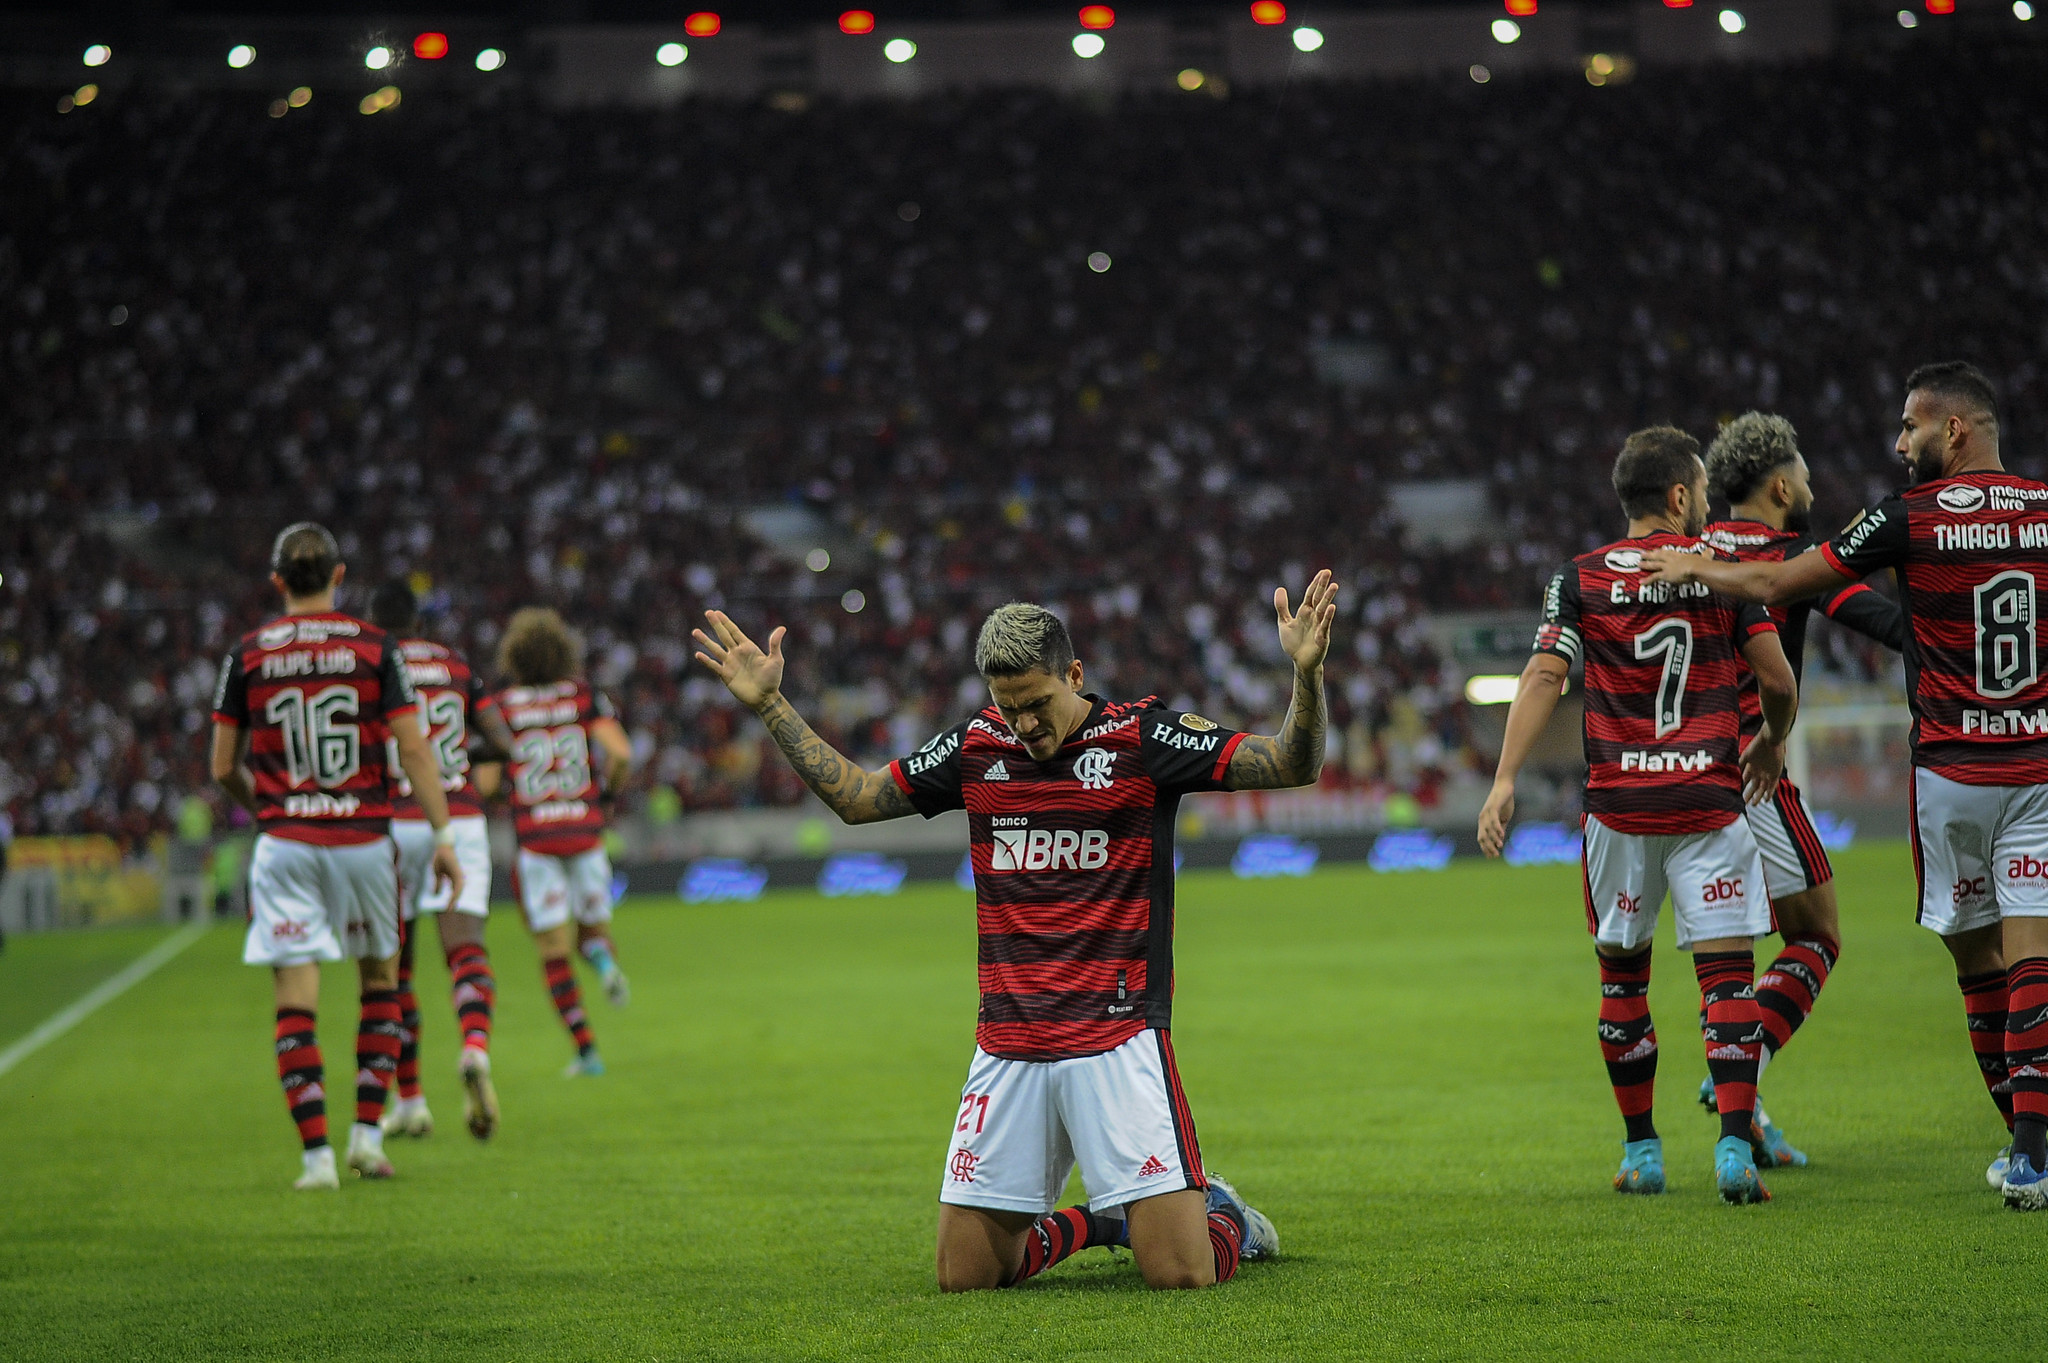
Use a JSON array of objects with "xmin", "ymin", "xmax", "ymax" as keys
[
  {"xmin": 1821, "ymin": 471, "xmax": 2048, "ymax": 784},
  {"xmin": 1534, "ymin": 533, "xmax": 1777, "ymax": 835},
  {"xmin": 211, "ymin": 612, "xmax": 419, "ymax": 845},
  {"xmin": 388, "ymin": 638, "xmax": 497, "ymax": 820},
  {"xmin": 888, "ymin": 696, "xmax": 1245, "ymax": 1063},
  {"xmin": 497, "ymin": 679, "xmax": 616, "ymax": 854}
]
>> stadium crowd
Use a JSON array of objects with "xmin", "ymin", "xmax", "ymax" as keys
[{"xmin": 4, "ymin": 45, "xmax": 2044, "ymax": 845}]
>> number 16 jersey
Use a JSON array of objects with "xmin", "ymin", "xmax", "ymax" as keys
[
  {"xmin": 1534, "ymin": 532, "xmax": 1778, "ymax": 835},
  {"xmin": 497, "ymin": 680, "xmax": 616, "ymax": 855}
]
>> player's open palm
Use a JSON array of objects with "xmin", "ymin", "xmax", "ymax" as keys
[
  {"xmin": 693, "ymin": 610, "xmax": 785, "ymax": 710},
  {"xmin": 1275, "ymin": 569, "xmax": 1338, "ymax": 672}
]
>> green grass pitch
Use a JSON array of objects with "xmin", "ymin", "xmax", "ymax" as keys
[{"xmin": 0, "ymin": 843, "xmax": 2025, "ymax": 1360}]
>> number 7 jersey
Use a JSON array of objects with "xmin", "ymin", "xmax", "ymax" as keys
[
  {"xmin": 1534, "ymin": 532, "xmax": 1778, "ymax": 835},
  {"xmin": 496, "ymin": 679, "xmax": 616, "ymax": 855}
]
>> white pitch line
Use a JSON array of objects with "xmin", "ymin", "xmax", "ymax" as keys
[{"xmin": 0, "ymin": 921, "xmax": 211, "ymax": 1080}]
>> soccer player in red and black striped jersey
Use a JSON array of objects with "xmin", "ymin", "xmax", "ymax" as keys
[
  {"xmin": 693, "ymin": 578, "xmax": 1336, "ymax": 1290},
  {"xmin": 1479, "ymin": 428, "xmax": 1798, "ymax": 1205},
  {"xmin": 494, "ymin": 608, "xmax": 635, "ymax": 1076},
  {"xmin": 210, "ymin": 524, "xmax": 465, "ymax": 1188},
  {"xmin": 368, "ymin": 579, "xmax": 517, "ymax": 1142},
  {"xmin": 1644, "ymin": 363, "xmax": 2048, "ymax": 1206},
  {"xmin": 1696, "ymin": 413, "xmax": 1906, "ymax": 1167}
]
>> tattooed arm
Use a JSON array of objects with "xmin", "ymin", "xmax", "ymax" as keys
[
  {"xmin": 1224, "ymin": 570, "xmax": 1338, "ymax": 792},
  {"xmin": 693, "ymin": 611, "xmax": 916, "ymax": 824}
]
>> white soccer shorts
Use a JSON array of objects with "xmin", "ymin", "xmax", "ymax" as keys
[
  {"xmin": 1745, "ymin": 776, "xmax": 1834, "ymax": 902},
  {"xmin": 1911, "ymin": 767, "xmax": 2048, "ymax": 936},
  {"xmin": 514, "ymin": 846, "xmax": 614, "ymax": 933},
  {"xmin": 243, "ymin": 833, "xmax": 401, "ymax": 966},
  {"xmin": 391, "ymin": 816, "xmax": 492, "ymax": 921},
  {"xmin": 1580, "ymin": 814, "xmax": 1771, "ymax": 951},
  {"xmin": 937, "ymin": 1028, "xmax": 1207, "ymax": 1217}
]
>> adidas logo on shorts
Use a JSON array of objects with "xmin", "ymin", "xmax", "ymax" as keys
[
  {"xmin": 983, "ymin": 760, "xmax": 1010, "ymax": 781},
  {"xmin": 1137, "ymin": 1155, "xmax": 1170, "ymax": 1178}
]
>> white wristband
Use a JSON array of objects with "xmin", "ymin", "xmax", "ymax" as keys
[{"xmin": 433, "ymin": 824, "xmax": 458, "ymax": 848}]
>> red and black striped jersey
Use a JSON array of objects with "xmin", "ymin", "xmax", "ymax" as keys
[
  {"xmin": 387, "ymin": 639, "xmax": 496, "ymax": 820},
  {"xmin": 1534, "ymin": 533, "xmax": 1777, "ymax": 835},
  {"xmin": 211, "ymin": 611, "xmax": 419, "ymax": 845},
  {"xmin": 889, "ymin": 694, "xmax": 1247, "ymax": 1062},
  {"xmin": 497, "ymin": 680, "xmax": 616, "ymax": 855},
  {"xmin": 1821, "ymin": 471, "xmax": 2048, "ymax": 785},
  {"xmin": 1701, "ymin": 519, "xmax": 1904, "ymax": 740}
]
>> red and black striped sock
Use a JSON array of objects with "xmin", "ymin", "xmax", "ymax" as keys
[
  {"xmin": 543, "ymin": 956, "xmax": 596, "ymax": 1056},
  {"xmin": 275, "ymin": 1008, "xmax": 327, "ymax": 1150},
  {"xmin": 2006, "ymin": 958, "xmax": 2048, "ymax": 1168},
  {"xmin": 1959, "ymin": 968, "xmax": 2016, "ymax": 1130},
  {"xmin": 1597, "ymin": 947, "xmax": 1658, "ymax": 1143},
  {"xmin": 394, "ymin": 927, "xmax": 423, "ymax": 1101},
  {"xmin": 446, "ymin": 942, "xmax": 496, "ymax": 1054},
  {"xmin": 355, "ymin": 990, "xmax": 404, "ymax": 1126},
  {"xmin": 1755, "ymin": 934, "xmax": 1837, "ymax": 1060},
  {"xmin": 1694, "ymin": 950, "xmax": 1764, "ymax": 1144},
  {"xmin": 1207, "ymin": 1205, "xmax": 1245, "ymax": 1285},
  {"xmin": 1003, "ymin": 1207, "xmax": 1119, "ymax": 1286}
]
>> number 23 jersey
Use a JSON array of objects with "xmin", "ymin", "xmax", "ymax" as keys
[
  {"xmin": 496, "ymin": 680, "xmax": 616, "ymax": 855},
  {"xmin": 1534, "ymin": 533, "xmax": 1777, "ymax": 835},
  {"xmin": 1821, "ymin": 471, "xmax": 2048, "ymax": 784}
]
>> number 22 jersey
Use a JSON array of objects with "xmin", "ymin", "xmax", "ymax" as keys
[
  {"xmin": 1534, "ymin": 533, "xmax": 1778, "ymax": 835},
  {"xmin": 496, "ymin": 680, "xmax": 616, "ymax": 855}
]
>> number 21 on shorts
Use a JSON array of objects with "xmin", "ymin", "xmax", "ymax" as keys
[{"xmin": 956, "ymin": 1092, "xmax": 989, "ymax": 1134}]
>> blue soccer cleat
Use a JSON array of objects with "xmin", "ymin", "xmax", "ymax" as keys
[
  {"xmin": 563, "ymin": 1051, "xmax": 606, "ymax": 1078},
  {"xmin": 1989, "ymin": 1144, "xmax": 2014, "ymax": 1191},
  {"xmin": 2003, "ymin": 1153, "xmax": 2048, "ymax": 1211},
  {"xmin": 1204, "ymin": 1173, "xmax": 1279, "ymax": 1261},
  {"xmin": 1698, "ymin": 1076, "xmax": 1717, "ymax": 1114},
  {"xmin": 1614, "ymin": 1138, "xmax": 1666, "ymax": 1195},
  {"xmin": 1714, "ymin": 1135, "xmax": 1770, "ymax": 1204},
  {"xmin": 1754, "ymin": 1117, "xmax": 1807, "ymax": 1169}
]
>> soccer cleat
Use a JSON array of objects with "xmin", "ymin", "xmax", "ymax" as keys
[
  {"xmin": 1988, "ymin": 1144, "xmax": 2014, "ymax": 1190},
  {"xmin": 346, "ymin": 1126, "xmax": 395, "ymax": 1180},
  {"xmin": 563, "ymin": 1051, "xmax": 606, "ymax": 1078},
  {"xmin": 602, "ymin": 966, "xmax": 631, "ymax": 1009},
  {"xmin": 294, "ymin": 1146, "xmax": 340, "ymax": 1191},
  {"xmin": 1697, "ymin": 1076, "xmax": 1717, "ymax": 1114},
  {"xmin": 2003, "ymin": 1154, "xmax": 2048, "ymax": 1211},
  {"xmin": 1613, "ymin": 1138, "xmax": 1666, "ymax": 1194},
  {"xmin": 459, "ymin": 1048, "xmax": 499, "ymax": 1141},
  {"xmin": 1203, "ymin": 1173, "xmax": 1279, "ymax": 1261},
  {"xmin": 379, "ymin": 1096, "xmax": 434, "ymax": 1138},
  {"xmin": 1714, "ymin": 1135, "xmax": 1769, "ymax": 1204},
  {"xmin": 1753, "ymin": 1117, "xmax": 1807, "ymax": 1169}
]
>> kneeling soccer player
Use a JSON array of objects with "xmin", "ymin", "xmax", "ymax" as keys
[
  {"xmin": 1478, "ymin": 428, "xmax": 1797, "ymax": 1205},
  {"xmin": 694, "ymin": 582, "xmax": 1338, "ymax": 1288}
]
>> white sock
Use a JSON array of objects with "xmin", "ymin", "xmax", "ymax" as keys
[
  {"xmin": 1752, "ymin": 1045, "xmax": 1775, "ymax": 1120},
  {"xmin": 352, "ymin": 1121, "xmax": 384, "ymax": 1148}
]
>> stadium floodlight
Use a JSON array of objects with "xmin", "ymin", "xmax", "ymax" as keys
[
  {"xmin": 1897, "ymin": 7, "xmax": 1918, "ymax": 23},
  {"xmin": 1470, "ymin": 63, "xmax": 1491, "ymax": 81},
  {"xmin": 1464, "ymin": 675, "xmax": 1521, "ymax": 705},
  {"xmin": 289, "ymin": 86, "xmax": 312, "ymax": 107},
  {"xmin": 227, "ymin": 45, "xmax": 256, "ymax": 68},
  {"xmin": 884, "ymin": 37, "xmax": 917, "ymax": 61},
  {"xmin": 1925, "ymin": 0, "xmax": 1955, "ymax": 11},
  {"xmin": 1718, "ymin": 8, "xmax": 1745, "ymax": 31},
  {"xmin": 83, "ymin": 44, "xmax": 112, "ymax": 67},
  {"xmin": 1250, "ymin": 1, "xmax": 1287, "ymax": 23},
  {"xmin": 1087, "ymin": 251, "xmax": 1111, "ymax": 272},
  {"xmin": 1491, "ymin": 18, "xmax": 1521, "ymax": 41},
  {"xmin": 841, "ymin": 589, "xmax": 866, "ymax": 613},
  {"xmin": 806, "ymin": 548, "xmax": 831, "ymax": 572},
  {"xmin": 657, "ymin": 42, "xmax": 688, "ymax": 66},
  {"xmin": 1664, "ymin": 0, "xmax": 1692, "ymax": 7},
  {"xmin": 1505, "ymin": 0, "xmax": 1537, "ymax": 15},
  {"xmin": 1177, "ymin": 67, "xmax": 1205, "ymax": 89},
  {"xmin": 475, "ymin": 47, "xmax": 507, "ymax": 70},
  {"xmin": 2018, "ymin": 1, "xmax": 2038, "ymax": 18},
  {"xmin": 1292, "ymin": 26, "xmax": 1324, "ymax": 50},
  {"xmin": 365, "ymin": 45, "xmax": 393, "ymax": 69},
  {"xmin": 684, "ymin": 12, "xmax": 722, "ymax": 36},
  {"xmin": 414, "ymin": 33, "xmax": 449, "ymax": 59},
  {"xmin": 72, "ymin": 83, "xmax": 100, "ymax": 107},
  {"xmin": 1072, "ymin": 32, "xmax": 1106, "ymax": 57},
  {"xmin": 839, "ymin": 10, "xmax": 876, "ymax": 34},
  {"xmin": 1079, "ymin": 5, "xmax": 1116, "ymax": 29}
]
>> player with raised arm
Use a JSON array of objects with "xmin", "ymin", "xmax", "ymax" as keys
[
  {"xmin": 1641, "ymin": 363, "xmax": 2048, "ymax": 1206},
  {"xmin": 693, "ymin": 578, "xmax": 1336, "ymax": 1291},
  {"xmin": 368, "ymin": 580, "xmax": 517, "ymax": 1141},
  {"xmin": 210, "ymin": 524, "xmax": 464, "ymax": 1189},
  {"xmin": 1478, "ymin": 429, "xmax": 1797, "ymax": 1205},
  {"xmin": 1694, "ymin": 414, "xmax": 1906, "ymax": 1167},
  {"xmin": 494, "ymin": 608, "xmax": 635, "ymax": 1077}
]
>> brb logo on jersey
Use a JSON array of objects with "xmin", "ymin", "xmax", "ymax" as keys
[
  {"xmin": 1074, "ymin": 748, "xmax": 1116, "ymax": 790},
  {"xmin": 1701, "ymin": 876, "xmax": 1745, "ymax": 904},
  {"xmin": 989, "ymin": 817, "xmax": 1110, "ymax": 871}
]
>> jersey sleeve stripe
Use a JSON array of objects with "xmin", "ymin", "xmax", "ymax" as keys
[
  {"xmin": 1211, "ymin": 731, "xmax": 1246, "ymax": 783},
  {"xmin": 1821, "ymin": 582, "xmax": 1871, "ymax": 615},
  {"xmin": 1744, "ymin": 619, "xmax": 1778, "ymax": 637},
  {"xmin": 1818, "ymin": 540, "xmax": 1851, "ymax": 577},
  {"xmin": 887, "ymin": 758, "xmax": 914, "ymax": 797}
]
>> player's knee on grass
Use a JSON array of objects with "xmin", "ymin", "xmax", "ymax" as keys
[
  {"xmin": 1128, "ymin": 1189, "xmax": 1216, "ymax": 1291},
  {"xmin": 934, "ymin": 1205, "xmax": 1029, "ymax": 1292}
]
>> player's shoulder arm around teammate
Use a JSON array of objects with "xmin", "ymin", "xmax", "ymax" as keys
[
  {"xmin": 1477, "ymin": 567, "xmax": 1575, "ymax": 857},
  {"xmin": 1222, "ymin": 569, "xmax": 1337, "ymax": 791},
  {"xmin": 1819, "ymin": 497, "xmax": 1911, "ymax": 581}
]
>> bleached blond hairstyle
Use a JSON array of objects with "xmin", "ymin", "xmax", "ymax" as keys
[
  {"xmin": 973, "ymin": 603, "xmax": 1075, "ymax": 680},
  {"xmin": 1705, "ymin": 412, "xmax": 1801, "ymax": 504}
]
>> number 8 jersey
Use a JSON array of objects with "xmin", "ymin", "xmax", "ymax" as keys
[
  {"xmin": 211, "ymin": 611, "xmax": 420, "ymax": 844},
  {"xmin": 1821, "ymin": 471, "xmax": 2048, "ymax": 784},
  {"xmin": 1535, "ymin": 532, "xmax": 1778, "ymax": 835},
  {"xmin": 497, "ymin": 679, "xmax": 616, "ymax": 855}
]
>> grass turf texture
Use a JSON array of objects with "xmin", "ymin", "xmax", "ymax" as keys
[{"xmin": 0, "ymin": 842, "xmax": 2020, "ymax": 1361}]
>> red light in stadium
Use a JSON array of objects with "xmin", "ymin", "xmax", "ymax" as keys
[
  {"xmin": 1662, "ymin": 0, "xmax": 1691, "ymax": 7},
  {"xmin": 1505, "ymin": 0, "xmax": 1537, "ymax": 15},
  {"xmin": 839, "ymin": 10, "xmax": 876, "ymax": 33},
  {"xmin": 1924, "ymin": 0, "xmax": 1953, "ymax": 10},
  {"xmin": 413, "ymin": 32, "xmax": 449, "ymax": 59},
  {"xmin": 1079, "ymin": 5, "xmax": 1116, "ymax": 29},
  {"xmin": 1250, "ymin": 1, "xmax": 1287, "ymax": 24},
  {"xmin": 684, "ymin": 12, "xmax": 722, "ymax": 37}
]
